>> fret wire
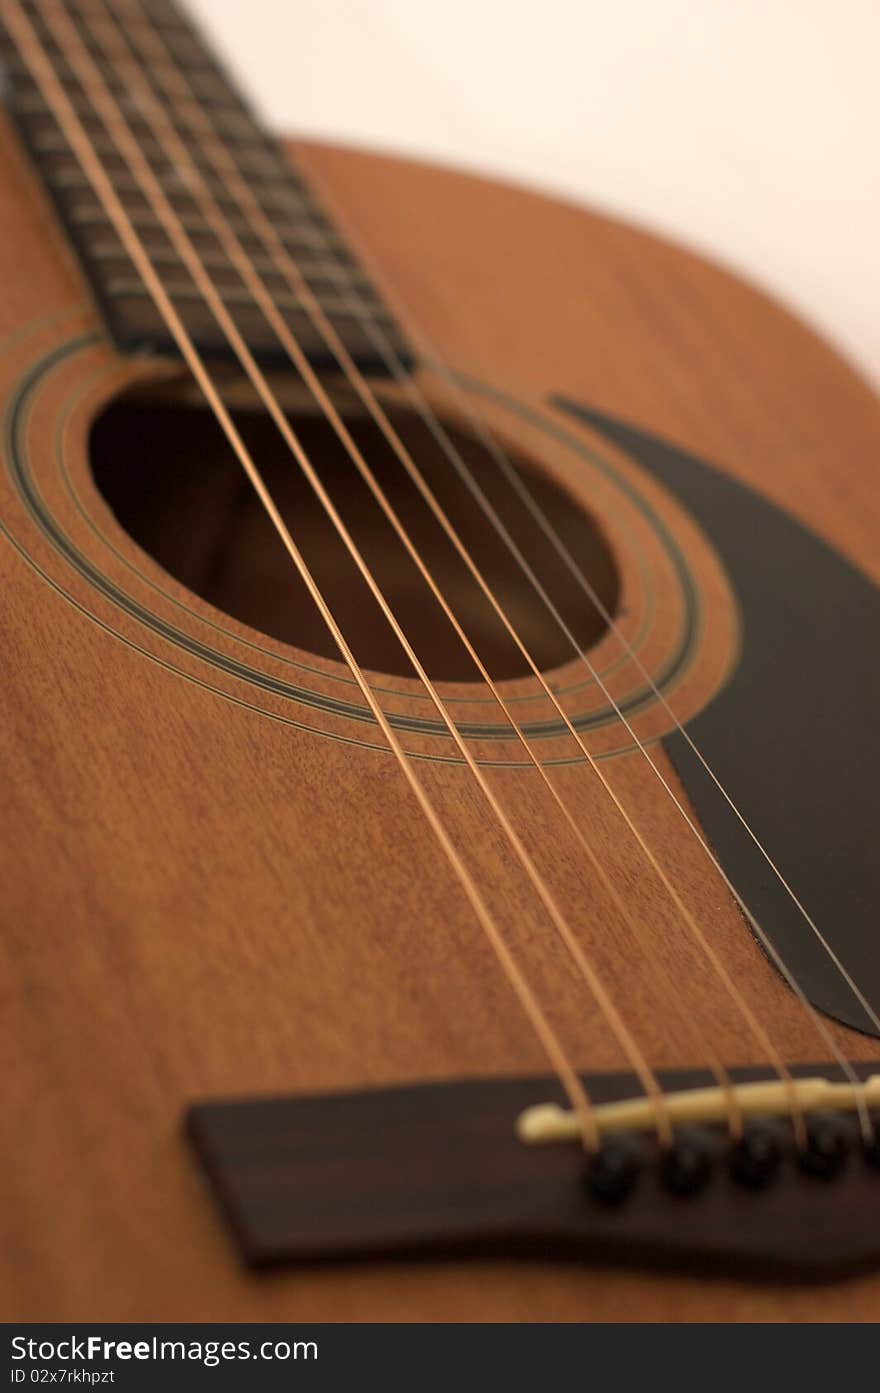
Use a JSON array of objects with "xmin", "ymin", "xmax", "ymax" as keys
[
  {"xmin": 26, "ymin": 123, "xmax": 288, "ymax": 174},
  {"xmin": 11, "ymin": 84, "xmax": 262, "ymax": 138},
  {"xmin": 62, "ymin": 156, "xmax": 298, "ymax": 192},
  {"xmin": 0, "ymin": 0, "xmax": 412, "ymax": 371},
  {"xmin": 105, "ymin": 278, "xmax": 395, "ymax": 321},
  {"xmin": 89, "ymin": 240, "xmax": 371, "ymax": 284},
  {"xmin": 7, "ymin": 70, "xmax": 282, "ymax": 162},
  {"xmin": 11, "ymin": 106, "xmax": 276, "ymax": 159},
  {"xmin": 67, "ymin": 202, "xmax": 348, "ymax": 249},
  {"xmin": 4, "ymin": 33, "xmax": 216, "ymax": 77},
  {"xmin": 29, "ymin": 127, "xmax": 288, "ymax": 179},
  {"xmin": 52, "ymin": 3, "xmax": 256, "ymax": 105},
  {"xmin": 54, "ymin": 4, "xmax": 303, "ymax": 178},
  {"xmin": 46, "ymin": 164, "xmax": 317, "ymax": 214},
  {"xmin": 14, "ymin": 82, "xmax": 254, "ymax": 125}
]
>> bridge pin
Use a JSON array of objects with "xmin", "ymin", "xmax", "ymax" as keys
[
  {"xmin": 584, "ymin": 1133, "xmax": 644, "ymax": 1205},
  {"xmin": 660, "ymin": 1128, "xmax": 714, "ymax": 1196},
  {"xmin": 797, "ymin": 1112, "xmax": 850, "ymax": 1180},
  {"xmin": 730, "ymin": 1122, "xmax": 784, "ymax": 1189}
]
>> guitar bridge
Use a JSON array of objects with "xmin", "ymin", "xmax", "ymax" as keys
[{"xmin": 187, "ymin": 1063, "xmax": 880, "ymax": 1278}]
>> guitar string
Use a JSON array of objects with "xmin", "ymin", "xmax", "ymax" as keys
[
  {"xmin": 61, "ymin": 0, "xmax": 688, "ymax": 1150},
  {"xmin": 7, "ymin": 0, "xmax": 608, "ymax": 1150},
  {"xmin": 97, "ymin": 0, "xmax": 772, "ymax": 1138},
  {"xmin": 22, "ymin": 0, "xmax": 861, "ymax": 1143},
  {"xmin": 155, "ymin": 0, "xmax": 873, "ymax": 1141},
  {"xmin": 99, "ymin": 0, "xmax": 839, "ymax": 1138},
  {"xmin": 185, "ymin": 39, "xmax": 875, "ymax": 1139},
  {"xmin": 27, "ymin": 0, "xmax": 846, "ymax": 1153},
  {"xmin": 37, "ymin": 0, "xmax": 874, "ymax": 1147},
  {"xmin": 191, "ymin": 0, "xmax": 880, "ymax": 1145},
  {"xmin": 234, "ymin": 0, "xmax": 878, "ymax": 1110},
  {"xmin": 295, "ymin": 231, "xmax": 878, "ymax": 1139},
  {"xmin": 84, "ymin": 0, "xmax": 735, "ymax": 1136},
  {"xmin": 85, "ymin": 0, "xmax": 835, "ymax": 1142},
  {"xmin": 399, "ymin": 358, "xmax": 880, "ymax": 1052},
  {"xmin": 13, "ymin": 0, "xmax": 687, "ymax": 1153}
]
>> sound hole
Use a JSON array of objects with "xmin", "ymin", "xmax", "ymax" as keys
[{"xmin": 89, "ymin": 394, "xmax": 619, "ymax": 682}]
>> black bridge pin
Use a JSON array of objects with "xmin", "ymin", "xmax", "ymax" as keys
[
  {"xmin": 729, "ymin": 1122, "xmax": 784, "ymax": 1189},
  {"xmin": 797, "ymin": 1112, "xmax": 850, "ymax": 1180},
  {"xmin": 584, "ymin": 1133, "xmax": 644, "ymax": 1205},
  {"xmin": 660, "ymin": 1127, "xmax": 714, "ymax": 1196}
]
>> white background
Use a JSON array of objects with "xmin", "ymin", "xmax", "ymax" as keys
[{"xmin": 187, "ymin": 0, "xmax": 880, "ymax": 389}]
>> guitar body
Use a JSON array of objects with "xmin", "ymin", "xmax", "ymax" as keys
[{"xmin": 3, "ymin": 112, "xmax": 879, "ymax": 1321}]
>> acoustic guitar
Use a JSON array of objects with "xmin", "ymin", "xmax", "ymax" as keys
[{"xmin": 2, "ymin": 0, "xmax": 878, "ymax": 1323}]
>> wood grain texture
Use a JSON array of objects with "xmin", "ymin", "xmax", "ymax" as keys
[{"xmin": 2, "ymin": 112, "xmax": 879, "ymax": 1320}]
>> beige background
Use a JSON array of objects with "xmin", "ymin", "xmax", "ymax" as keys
[{"xmin": 187, "ymin": 0, "xmax": 879, "ymax": 389}]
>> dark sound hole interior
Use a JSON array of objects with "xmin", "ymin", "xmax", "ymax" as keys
[{"xmin": 89, "ymin": 395, "xmax": 620, "ymax": 682}]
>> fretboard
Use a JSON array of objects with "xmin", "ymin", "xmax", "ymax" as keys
[{"xmin": 0, "ymin": 0, "xmax": 413, "ymax": 373}]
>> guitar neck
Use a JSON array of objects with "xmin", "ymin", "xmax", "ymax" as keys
[{"xmin": 0, "ymin": 0, "xmax": 412, "ymax": 372}]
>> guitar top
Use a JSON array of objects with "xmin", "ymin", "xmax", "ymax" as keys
[{"xmin": 1, "ymin": 0, "xmax": 879, "ymax": 1322}]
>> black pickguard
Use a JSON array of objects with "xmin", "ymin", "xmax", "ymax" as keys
[{"xmin": 554, "ymin": 398, "xmax": 879, "ymax": 1037}]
